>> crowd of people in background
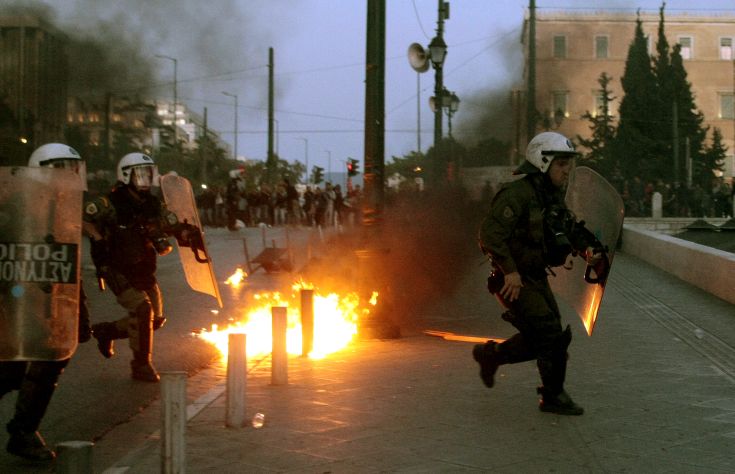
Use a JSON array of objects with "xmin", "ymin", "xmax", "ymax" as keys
[
  {"xmin": 195, "ymin": 173, "xmax": 363, "ymax": 230},
  {"xmin": 480, "ymin": 171, "xmax": 734, "ymax": 220},
  {"xmin": 607, "ymin": 169, "xmax": 734, "ymax": 219}
]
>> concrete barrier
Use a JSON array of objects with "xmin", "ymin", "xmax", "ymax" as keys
[{"xmin": 621, "ymin": 224, "xmax": 735, "ymax": 305}]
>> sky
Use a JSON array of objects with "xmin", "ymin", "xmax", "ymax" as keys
[{"xmin": 15, "ymin": 0, "xmax": 735, "ymax": 175}]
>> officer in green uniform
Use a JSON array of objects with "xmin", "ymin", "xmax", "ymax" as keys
[
  {"xmin": 474, "ymin": 132, "xmax": 605, "ymax": 416},
  {"xmin": 83, "ymin": 153, "xmax": 189, "ymax": 383},
  {"xmin": 1, "ymin": 143, "xmax": 92, "ymax": 461}
]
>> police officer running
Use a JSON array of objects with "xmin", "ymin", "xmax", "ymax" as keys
[
  {"xmin": 84, "ymin": 153, "xmax": 187, "ymax": 383},
  {"xmin": 474, "ymin": 132, "xmax": 606, "ymax": 416},
  {"xmin": 0, "ymin": 143, "xmax": 92, "ymax": 461}
]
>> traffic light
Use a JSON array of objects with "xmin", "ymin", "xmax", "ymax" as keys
[
  {"xmin": 347, "ymin": 158, "xmax": 360, "ymax": 177},
  {"xmin": 312, "ymin": 165, "xmax": 324, "ymax": 185}
]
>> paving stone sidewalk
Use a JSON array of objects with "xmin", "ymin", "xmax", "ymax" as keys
[{"xmin": 94, "ymin": 247, "xmax": 735, "ymax": 473}]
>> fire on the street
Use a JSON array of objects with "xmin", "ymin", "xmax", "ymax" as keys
[
  {"xmin": 196, "ymin": 280, "xmax": 377, "ymax": 360},
  {"xmin": 224, "ymin": 267, "xmax": 247, "ymax": 286}
]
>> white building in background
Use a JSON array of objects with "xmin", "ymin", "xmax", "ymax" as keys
[
  {"xmin": 155, "ymin": 100, "xmax": 231, "ymax": 155},
  {"xmin": 521, "ymin": 10, "xmax": 735, "ymax": 180}
]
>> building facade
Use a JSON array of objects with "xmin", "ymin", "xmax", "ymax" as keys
[
  {"xmin": 0, "ymin": 15, "xmax": 67, "ymax": 163},
  {"xmin": 522, "ymin": 11, "xmax": 735, "ymax": 179}
]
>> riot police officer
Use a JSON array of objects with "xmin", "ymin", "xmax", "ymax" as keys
[
  {"xmin": 0, "ymin": 143, "xmax": 92, "ymax": 461},
  {"xmin": 474, "ymin": 132, "xmax": 605, "ymax": 416},
  {"xmin": 84, "ymin": 152, "xmax": 184, "ymax": 383}
]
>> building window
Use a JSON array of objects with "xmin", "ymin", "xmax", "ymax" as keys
[
  {"xmin": 552, "ymin": 91, "xmax": 569, "ymax": 117},
  {"xmin": 678, "ymin": 36, "xmax": 693, "ymax": 59},
  {"xmin": 595, "ymin": 36, "xmax": 609, "ymax": 59},
  {"xmin": 721, "ymin": 37, "xmax": 733, "ymax": 60},
  {"xmin": 720, "ymin": 93, "xmax": 734, "ymax": 120},
  {"xmin": 553, "ymin": 35, "xmax": 567, "ymax": 59},
  {"xmin": 593, "ymin": 91, "xmax": 611, "ymax": 118}
]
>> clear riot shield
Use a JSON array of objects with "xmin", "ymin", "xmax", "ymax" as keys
[
  {"xmin": 160, "ymin": 174, "xmax": 223, "ymax": 307},
  {"xmin": 549, "ymin": 166, "xmax": 624, "ymax": 336},
  {"xmin": 0, "ymin": 167, "xmax": 83, "ymax": 360}
]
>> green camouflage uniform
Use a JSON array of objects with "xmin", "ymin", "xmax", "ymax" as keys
[{"xmin": 479, "ymin": 173, "xmax": 593, "ymax": 399}]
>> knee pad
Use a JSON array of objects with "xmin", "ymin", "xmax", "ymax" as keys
[{"xmin": 133, "ymin": 300, "xmax": 154, "ymax": 323}]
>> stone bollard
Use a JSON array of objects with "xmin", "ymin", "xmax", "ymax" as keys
[
  {"xmin": 271, "ymin": 306, "xmax": 288, "ymax": 385},
  {"xmin": 652, "ymin": 192, "xmax": 662, "ymax": 218},
  {"xmin": 55, "ymin": 440, "xmax": 94, "ymax": 474},
  {"xmin": 226, "ymin": 333, "xmax": 247, "ymax": 428},
  {"xmin": 160, "ymin": 371, "xmax": 187, "ymax": 474},
  {"xmin": 300, "ymin": 289, "xmax": 314, "ymax": 357}
]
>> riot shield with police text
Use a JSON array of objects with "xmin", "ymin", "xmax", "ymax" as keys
[
  {"xmin": 160, "ymin": 174, "xmax": 223, "ymax": 307},
  {"xmin": 0, "ymin": 167, "xmax": 84, "ymax": 360},
  {"xmin": 549, "ymin": 166, "xmax": 624, "ymax": 336}
]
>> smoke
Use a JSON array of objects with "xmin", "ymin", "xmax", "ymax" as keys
[
  {"xmin": 452, "ymin": 28, "xmax": 524, "ymax": 146},
  {"xmin": 298, "ymin": 190, "xmax": 479, "ymax": 335},
  {"xmin": 4, "ymin": 0, "xmax": 283, "ymax": 103}
]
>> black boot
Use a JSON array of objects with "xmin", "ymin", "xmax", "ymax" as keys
[
  {"xmin": 6, "ymin": 361, "xmax": 67, "ymax": 461},
  {"xmin": 537, "ymin": 387, "xmax": 584, "ymax": 416},
  {"xmin": 130, "ymin": 307, "xmax": 159, "ymax": 383},
  {"xmin": 6, "ymin": 430, "xmax": 55, "ymax": 461},
  {"xmin": 472, "ymin": 341, "xmax": 501, "ymax": 388},
  {"xmin": 92, "ymin": 321, "xmax": 126, "ymax": 359},
  {"xmin": 130, "ymin": 358, "xmax": 160, "ymax": 383}
]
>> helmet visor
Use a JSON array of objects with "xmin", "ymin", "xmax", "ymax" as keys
[
  {"xmin": 43, "ymin": 159, "xmax": 87, "ymax": 190},
  {"xmin": 130, "ymin": 165, "xmax": 156, "ymax": 190}
]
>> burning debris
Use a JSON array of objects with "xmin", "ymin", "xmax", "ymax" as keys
[
  {"xmin": 224, "ymin": 267, "xmax": 248, "ymax": 287},
  {"xmin": 195, "ymin": 279, "xmax": 377, "ymax": 360}
]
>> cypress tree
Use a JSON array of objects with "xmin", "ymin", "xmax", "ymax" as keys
[
  {"xmin": 699, "ymin": 128, "xmax": 727, "ymax": 188},
  {"xmin": 614, "ymin": 13, "xmax": 660, "ymax": 182},
  {"xmin": 651, "ymin": 2, "xmax": 674, "ymax": 178},
  {"xmin": 652, "ymin": 3, "xmax": 706, "ymax": 185},
  {"xmin": 668, "ymin": 43, "xmax": 706, "ymax": 185}
]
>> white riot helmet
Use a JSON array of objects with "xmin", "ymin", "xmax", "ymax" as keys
[
  {"xmin": 28, "ymin": 143, "xmax": 87, "ymax": 189},
  {"xmin": 229, "ymin": 169, "xmax": 244, "ymax": 179},
  {"xmin": 515, "ymin": 132, "xmax": 579, "ymax": 175},
  {"xmin": 117, "ymin": 152, "xmax": 159, "ymax": 192}
]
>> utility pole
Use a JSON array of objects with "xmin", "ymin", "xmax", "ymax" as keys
[
  {"xmin": 432, "ymin": 0, "xmax": 447, "ymax": 150},
  {"xmin": 364, "ymin": 0, "xmax": 386, "ymax": 223},
  {"xmin": 105, "ymin": 92, "xmax": 113, "ymax": 164},
  {"xmin": 155, "ymin": 55, "xmax": 178, "ymax": 148},
  {"xmin": 296, "ymin": 137, "xmax": 309, "ymax": 184},
  {"xmin": 200, "ymin": 107, "xmax": 208, "ymax": 183},
  {"xmin": 417, "ymin": 72, "xmax": 422, "ymax": 153},
  {"xmin": 673, "ymin": 100, "xmax": 680, "ymax": 184},
  {"xmin": 526, "ymin": 0, "xmax": 537, "ymax": 143},
  {"xmin": 222, "ymin": 91, "xmax": 238, "ymax": 160},
  {"xmin": 267, "ymin": 47, "xmax": 276, "ymax": 184},
  {"xmin": 360, "ymin": 0, "xmax": 399, "ymax": 340}
]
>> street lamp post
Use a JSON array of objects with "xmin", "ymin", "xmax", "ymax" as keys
[
  {"xmin": 444, "ymin": 90, "xmax": 460, "ymax": 139},
  {"xmin": 407, "ymin": 1, "xmax": 449, "ymax": 183},
  {"xmin": 222, "ymin": 91, "xmax": 238, "ymax": 160},
  {"xmin": 155, "ymin": 55, "xmax": 178, "ymax": 148},
  {"xmin": 429, "ymin": 33, "xmax": 448, "ymax": 149},
  {"xmin": 324, "ymin": 150, "xmax": 332, "ymax": 183},
  {"xmin": 296, "ymin": 137, "xmax": 309, "ymax": 184},
  {"xmin": 444, "ymin": 90, "xmax": 460, "ymax": 181}
]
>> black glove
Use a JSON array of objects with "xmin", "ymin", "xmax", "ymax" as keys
[{"xmin": 176, "ymin": 222, "xmax": 209, "ymax": 263}]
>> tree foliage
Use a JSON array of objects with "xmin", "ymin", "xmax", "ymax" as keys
[
  {"xmin": 615, "ymin": 13, "xmax": 661, "ymax": 181},
  {"xmin": 577, "ymin": 72, "xmax": 616, "ymax": 174},
  {"xmin": 589, "ymin": 5, "xmax": 719, "ymax": 188}
]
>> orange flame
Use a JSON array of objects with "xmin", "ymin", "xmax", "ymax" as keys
[
  {"xmin": 196, "ymin": 282, "xmax": 377, "ymax": 360},
  {"xmin": 224, "ymin": 268, "xmax": 247, "ymax": 287}
]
